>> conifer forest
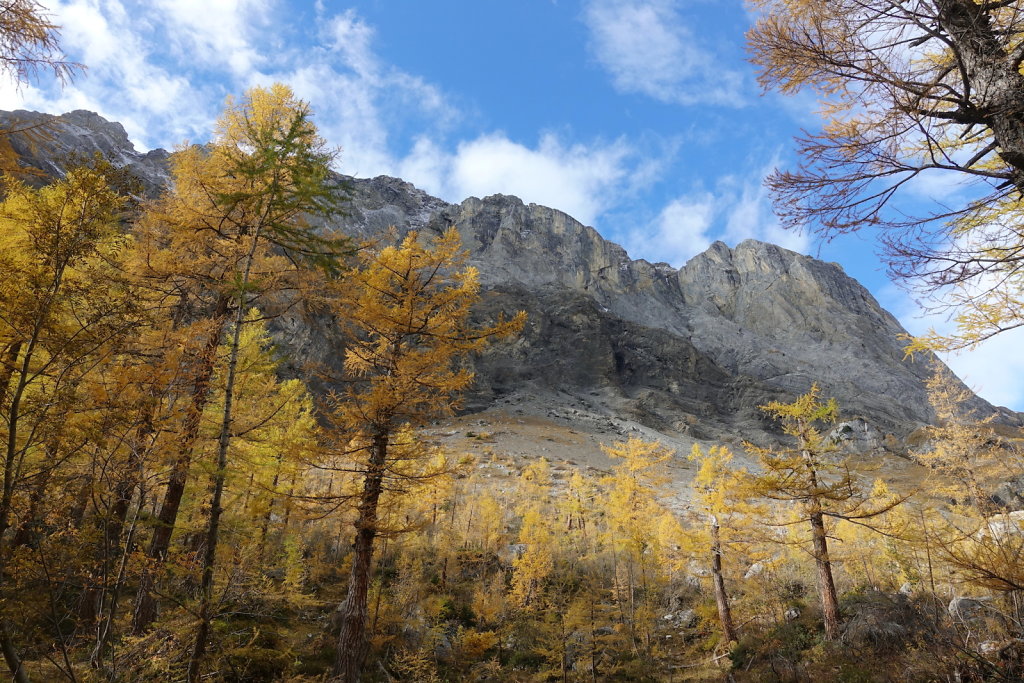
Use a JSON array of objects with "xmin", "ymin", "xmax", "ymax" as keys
[{"xmin": 6, "ymin": 1, "xmax": 1024, "ymax": 681}]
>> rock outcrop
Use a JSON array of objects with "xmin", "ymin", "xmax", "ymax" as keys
[
  {"xmin": 0, "ymin": 109, "xmax": 170, "ymax": 191},
  {"xmin": 3, "ymin": 108, "xmax": 1018, "ymax": 446},
  {"xmin": 334, "ymin": 174, "xmax": 1016, "ymax": 441}
]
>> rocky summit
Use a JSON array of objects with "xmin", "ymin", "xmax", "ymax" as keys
[
  {"xmin": 3, "ymin": 108, "xmax": 1017, "ymax": 452},
  {"xmin": 318, "ymin": 174, "xmax": 1018, "ymax": 447}
]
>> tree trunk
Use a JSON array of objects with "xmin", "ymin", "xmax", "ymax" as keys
[
  {"xmin": 333, "ymin": 433, "xmax": 388, "ymax": 682},
  {"xmin": 132, "ymin": 297, "xmax": 228, "ymax": 635},
  {"xmin": 187, "ymin": 227, "xmax": 261, "ymax": 682},
  {"xmin": 257, "ymin": 457, "xmax": 283, "ymax": 562},
  {"xmin": 10, "ymin": 468, "xmax": 52, "ymax": 548},
  {"xmin": 107, "ymin": 407, "xmax": 155, "ymax": 550},
  {"xmin": 90, "ymin": 490, "xmax": 143, "ymax": 672},
  {"xmin": 0, "ymin": 620, "xmax": 29, "ymax": 683},
  {"xmin": 809, "ymin": 508, "xmax": 840, "ymax": 640},
  {"xmin": 68, "ymin": 473, "xmax": 94, "ymax": 529},
  {"xmin": 0, "ymin": 341, "xmax": 22, "ymax": 409},
  {"xmin": 0, "ymin": 320, "xmax": 42, "ymax": 683},
  {"xmin": 935, "ymin": 0, "xmax": 1024, "ymax": 192},
  {"xmin": 710, "ymin": 516, "xmax": 737, "ymax": 644}
]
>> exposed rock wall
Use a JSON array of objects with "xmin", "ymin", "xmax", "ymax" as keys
[
  {"xmin": 4, "ymin": 108, "xmax": 1018, "ymax": 444},
  {"xmin": 1, "ymin": 109, "xmax": 170, "ymax": 191}
]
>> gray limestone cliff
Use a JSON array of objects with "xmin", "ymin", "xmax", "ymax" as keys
[
  {"xmin": 0, "ymin": 109, "xmax": 170, "ymax": 191},
  {"xmin": 326, "ymin": 173, "xmax": 1016, "ymax": 440},
  {"xmin": 3, "ymin": 109, "xmax": 1017, "ymax": 445}
]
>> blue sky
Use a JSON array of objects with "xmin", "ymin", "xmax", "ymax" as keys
[{"xmin": 4, "ymin": 0, "xmax": 1023, "ymax": 411}]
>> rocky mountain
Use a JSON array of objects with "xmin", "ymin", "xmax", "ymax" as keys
[
  {"xmin": 323, "ymin": 173, "xmax": 1017, "ymax": 443},
  {"xmin": 0, "ymin": 109, "xmax": 170, "ymax": 190},
  {"xmin": 3, "ymin": 108, "xmax": 1016, "ymax": 450}
]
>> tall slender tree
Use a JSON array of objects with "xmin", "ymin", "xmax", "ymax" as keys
[
  {"xmin": 329, "ymin": 228, "xmax": 524, "ymax": 682},
  {"xmin": 120, "ymin": 83, "xmax": 346, "ymax": 679},
  {"xmin": 0, "ymin": 161, "xmax": 138, "ymax": 682},
  {"xmin": 688, "ymin": 443, "xmax": 747, "ymax": 644},
  {"xmin": 599, "ymin": 438, "xmax": 673, "ymax": 656},
  {"xmin": 747, "ymin": 387, "xmax": 903, "ymax": 640},
  {"xmin": 123, "ymin": 85, "xmax": 346, "ymax": 676}
]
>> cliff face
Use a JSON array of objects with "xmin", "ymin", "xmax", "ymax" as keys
[
  {"xmin": 3, "ymin": 109, "xmax": 1014, "ymax": 445},
  {"xmin": 0, "ymin": 109, "xmax": 170, "ymax": 191},
  {"xmin": 338, "ymin": 175, "xmax": 1009, "ymax": 440}
]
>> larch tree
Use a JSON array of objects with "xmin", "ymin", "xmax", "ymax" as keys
[
  {"xmin": 915, "ymin": 364, "xmax": 1018, "ymax": 513},
  {"xmin": 0, "ymin": 162, "xmax": 138, "ymax": 683},
  {"xmin": 218, "ymin": 312, "xmax": 320, "ymax": 566},
  {"xmin": 126, "ymin": 138, "xmax": 270, "ymax": 634},
  {"xmin": 599, "ymin": 437, "xmax": 674, "ymax": 656},
  {"xmin": 915, "ymin": 366, "xmax": 1024, "ymax": 595},
  {"xmin": 151, "ymin": 84, "xmax": 344, "ymax": 682},
  {"xmin": 328, "ymin": 227, "xmax": 524, "ymax": 682},
  {"xmin": 748, "ymin": 0, "xmax": 1024, "ymax": 349},
  {"xmin": 747, "ymin": 386, "xmax": 903, "ymax": 641},
  {"xmin": 509, "ymin": 458, "xmax": 557, "ymax": 609},
  {"xmin": 117, "ymin": 84, "xmax": 343, "ymax": 679},
  {"xmin": 688, "ymin": 443, "xmax": 747, "ymax": 645},
  {"xmin": 560, "ymin": 468, "xmax": 598, "ymax": 552}
]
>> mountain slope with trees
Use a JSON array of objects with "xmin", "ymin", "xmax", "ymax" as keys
[
  {"xmin": 4, "ymin": 107, "xmax": 1014, "ymax": 447},
  {"xmin": 1, "ymin": 104, "xmax": 1023, "ymax": 682}
]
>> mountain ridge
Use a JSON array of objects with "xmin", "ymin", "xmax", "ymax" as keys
[{"xmin": 2, "ymin": 107, "xmax": 1016, "ymax": 449}]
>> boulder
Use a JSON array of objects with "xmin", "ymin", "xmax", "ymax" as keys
[
  {"xmin": 948, "ymin": 596, "xmax": 992, "ymax": 624},
  {"xmin": 828, "ymin": 418, "xmax": 884, "ymax": 453},
  {"xmin": 675, "ymin": 609, "xmax": 698, "ymax": 628},
  {"xmin": 991, "ymin": 476, "xmax": 1024, "ymax": 510},
  {"xmin": 744, "ymin": 561, "xmax": 766, "ymax": 580},
  {"xmin": 977, "ymin": 510, "xmax": 1024, "ymax": 541}
]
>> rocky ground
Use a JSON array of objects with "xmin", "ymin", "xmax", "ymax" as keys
[{"xmin": 424, "ymin": 387, "xmax": 935, "ymax": 515}]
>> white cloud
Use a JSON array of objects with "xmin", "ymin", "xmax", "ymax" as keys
[
  {"xmin": 627, "ymin": 194, "xmax": 715, "ymax": 265},
  {"xmin": 59, "ymin": 0, "xmax": 120, "ymax": 65},
  {"xmin": 881, "ymin": 285, "xmax": 1024, "ymax": 411},
  {"xmin": 326, "ymin": 9, "xmax": 378, "ymax": 79},
  {"xmin": 152, "ymin": 0, "xmax": 270, "ymax": 78},
  {"xmin": 443, "ymin": 133, "xmax": 632, "ymax": 226},
  {"xmin": 623, "ymin": 160, "xmax": 809, "ymax": 268},
  {"xmin": 583, "ymin": 0, "xmax": 747, "ymax": 106},
  {"xmin": 393, "ymin": 132, "xmax": 641, "ymax": 229}
]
